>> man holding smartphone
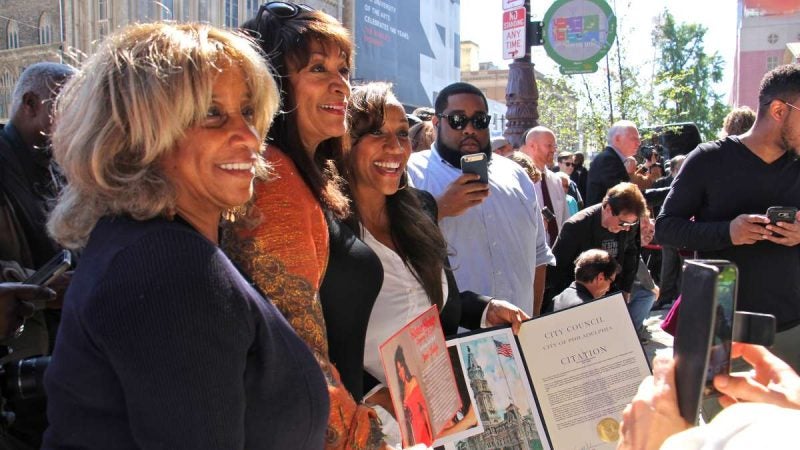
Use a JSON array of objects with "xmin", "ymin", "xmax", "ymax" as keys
[
  {"xmin": 0, "ymin": 63, "xmax": 76, "ymax": 449},
  {"xmin": 407, "ymin": 82, "xmax": 555, "ymax": 317},
  {"xmin": 656, "ymin": 63, "xmax": 800, "ymax": 370}
]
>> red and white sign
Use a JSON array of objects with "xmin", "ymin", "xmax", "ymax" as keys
[
  {"xmin": 502, "ymin": 7, "xmax": 527, "ymax": 60},
  {"xmin": 503, "ymin": 0, "xmax": 525, "ymax": 10}
]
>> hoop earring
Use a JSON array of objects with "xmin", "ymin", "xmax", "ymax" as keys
[
  {"xmin": 397, "ymin": 170, "xmax": 409, "ymax": 191},
  {"xmin": 222, "ymin": 205, "xmax": 247, "ymax": 223}
]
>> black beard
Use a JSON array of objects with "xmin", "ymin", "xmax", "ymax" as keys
[
  {"xmin": 779, "ymin": 124, "xmax": 799, "ymax": 159},
  {"xmin": 435, "ymin": 138, "xmax": 493, "ymax": 168}
]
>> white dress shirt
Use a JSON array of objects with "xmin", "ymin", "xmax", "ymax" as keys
[
  {"xmin": 407, "ymin": 144, "xmax": 556, "ymax": 316},
  {"xmin": 361, "ymin": 227, "xmax": 448, "ymax": 384},
  {"xmin": 533, "ymin": 168, "xmax": 571, "ymax": 242}
]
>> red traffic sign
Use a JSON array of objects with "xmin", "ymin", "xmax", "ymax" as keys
[{"xmin": 503, "ymin": 7, "xmax": 527, "ymax": 60}]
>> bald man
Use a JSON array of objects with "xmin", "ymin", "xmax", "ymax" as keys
[{"xmin": 523, "ymin": 126, "xmax": 570, "ymax": 246}]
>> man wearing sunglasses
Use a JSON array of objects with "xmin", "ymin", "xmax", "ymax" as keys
[
  {"xmin": 544, "ymin": 182, "xmax": 645, "ymax": 313},
  {"xmin": 556, "ymin": 151, "xmax": 584, "ymax": 209},
  {"xmin": 656, "ymin": 63, "xmax": 800, "ymax": 371},
  {"xmin": 407, "ymin": 82, "xmax": 555, "ymax": 317}
]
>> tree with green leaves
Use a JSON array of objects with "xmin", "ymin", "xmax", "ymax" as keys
[
  {"xmin": 536, "ymin": 76, "xmax": 580, "ymax": 151},
  {"xmin": 651, "ymin": 10, "xmax": 729, "ymax": 139}
]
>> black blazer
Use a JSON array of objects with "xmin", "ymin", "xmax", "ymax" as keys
[
  {"xmin": 586, "ymin": 147, "xmax": 629, "ymax": 206},
  {"xmin": 320, "ymin": 188, "xmax": 490, "ymax": 401}
]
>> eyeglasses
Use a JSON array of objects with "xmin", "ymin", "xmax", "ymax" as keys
[
  {"xmin": 617, "ymin": 218, "xmax": 639, "ymax": 228},
  {"xmin": 561, "ymin": 162, "xmax": 574, "ymax": 167},
  {"xmin": 258, "ymin": 2, "xmax": 313, "ymax": 22},
  {"xmin": 437, "ymin": 112, "xmax": 491, "ymax": 130},
  {"xmin": 782, "ymin": 100, "xmax": 800, "ymax": 113}
]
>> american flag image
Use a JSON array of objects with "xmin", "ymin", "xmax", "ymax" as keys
[{"xmin": 494, "ymin": 339, "xmax": 513, "ymax": 358}]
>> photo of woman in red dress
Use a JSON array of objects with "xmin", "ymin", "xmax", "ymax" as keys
[{"xmin": 395, "ymin": 345, "xmax": 434, "ymax": 447}]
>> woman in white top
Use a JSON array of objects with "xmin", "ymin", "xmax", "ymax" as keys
[{"xmin": 338, "ymin": 82, "xmax": 527, "ymax": 426}]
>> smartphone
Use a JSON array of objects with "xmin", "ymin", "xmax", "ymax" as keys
[
  {"xmin": 767, "ymin": 206, "xmax": 797, "ymax": 225},
  {"xmin": 674, "ymin": 260, "xmax": 738, "ymax": 424},
  {"xmin": 460, "ymin": 153, "xmax": 488, "ymax": 184},
  {"xmin": 24, "ymin": 250, "xmax": 72, "ymax": 287},
  {"xmin": 541, "ymin": 206, "xmax": 556, "ymax": 222}
]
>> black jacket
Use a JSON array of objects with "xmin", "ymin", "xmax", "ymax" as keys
[
  {"xmin": 548, "ymin": 204, "xmax": 639, "ymax": 298},
  {"xmin": 586, "ymin": 147, "xmax": 629, "ymax": 206},
  {"xmin": 552, "ymin": 281, "xmax": 595, "ymax": 312},
  {"xmin": 320, "ymin": 187, "xmax": 490, "ymax": 401}
]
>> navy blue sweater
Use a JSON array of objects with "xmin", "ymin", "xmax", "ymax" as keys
[
  {"xmin": 656, "ymin": 137, "xmax": 800, "ymax": 330},
  {"xmin": 43, "ymin": 216, "xmax": 328, "ymax": 449}
]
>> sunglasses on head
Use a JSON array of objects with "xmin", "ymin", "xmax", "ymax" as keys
[
  {"xmin": 437, "ymin": 112, "xmax": 491, "ymax": 130},
  {"xmin": 617, "ymin": 218, "xmax": 639, "ymax": 228},
  {"xmin": 259, "ymin": 1, "xmax": 314, "ymax": 21}
]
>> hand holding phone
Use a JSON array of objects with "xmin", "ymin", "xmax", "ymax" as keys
[
  {"xmin": 24, "ymin": 250, "xmax": 72, "ymax": 287},
  {"xmin": 766, "ymin": 206, "xmax": 798, "ymax": 239},
  {"xmin": 767, "ymin": 206, "xmax": 797, "ymax": 225},
  {"xmin": 460, "ymin": 153, "xmax": 488, "ymax": 184},
  {"xmin": 674, "ymin": 260, "xmax": 738, "ymax": 424},
  {"xmin": 541, "ymin": 206, "xmax": 556, "ymax": 223}
]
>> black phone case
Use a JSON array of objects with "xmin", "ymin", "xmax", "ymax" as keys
[
  {"xmin": 24, "ymin": 250, "xmax": 72, "ymax": 286},
  {"xmin": 460, "ymin": 154, "xmax": 488, "ymax": 184},
  {"xmin": 767, "ymin": 206, "xmax": 797, "ymax": 225},
  {"xmin": 674, "ymin": 260, "xmax": 738, "ymax": 424}
]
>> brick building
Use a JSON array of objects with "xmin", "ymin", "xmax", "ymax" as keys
[
  {"xmin": 0, "ymin": 0, "xmax": 63, "ymax": 119},
  {"xmin": 0, "ymin": 0, "xmax": 352, "ymax": 121}
]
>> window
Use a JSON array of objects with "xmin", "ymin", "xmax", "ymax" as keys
[
  {"xmin": 198, "ymin": 0, "xmax": 209, "ymax": 22},
  {"xmin": 159, "ymin": 0, "xmax": 174, "ymax": 19},
  {"xmin": 39, "ymin": 13, "xmax": 54, "ymax": 44},
  {"xmin": 246, "ymin": 0, "xmax": 259, "ymax": 20},
  {"xmin": 767, "ymin": 33, "xmax": 778, "ymax": 44},
  {"xmin": 767, "ymin": 55, "xmax": 780, "ymax": 71},
  {"xmin": 39, "ymin": 13, "xmax": 53, "ymax": 45},
  {"xmin": 182, "ymin": 0, "xmax": 192, "ymax": 21},
  {"xmin": 224, "ymin": 0, "xmax": 239, "ymax": 28},
  {"xmin": 1, "ymin": 70, "xmax": 14, "ymax": 119},
  {"xmin": 7, "ymin": 21, "xmax": 19, "ymax": 49},
  {"xmin": 97, "ymin": 0, "xmax": 110, "ymax": 39}
]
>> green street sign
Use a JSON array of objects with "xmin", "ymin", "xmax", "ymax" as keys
[{"xmin": 542, "ymin": 0, "xmax": 617, "ymax": 75}]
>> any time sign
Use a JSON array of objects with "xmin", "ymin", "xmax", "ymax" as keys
[{"xmin": 503, "ymin": 7, "xmax": 527, "ymax": 60}]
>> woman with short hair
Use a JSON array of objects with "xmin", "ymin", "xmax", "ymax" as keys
[{"xmin": 43, "ymin": 22, "xmax": 328, "ymax": 449}]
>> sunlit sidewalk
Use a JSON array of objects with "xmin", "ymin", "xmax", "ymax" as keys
[{"xmin": 641, "ymin": 310, "xmax": 674, "ymax": 362}]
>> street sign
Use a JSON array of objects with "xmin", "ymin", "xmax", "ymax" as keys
[
  {"xmin": 542, "ymin": 0, "xmax": 617, "ymax": 75},
  {"xmin": 502, "ymin": 7, "xmax": 527, "ymax": 60},
  {"xmin": 503, "ymin": 0, "xmax": 525, "ymax": 9}
]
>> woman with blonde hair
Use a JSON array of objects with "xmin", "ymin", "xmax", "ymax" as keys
[{"xmin": 43, "ymin": 22, "xmax": 328, "ymax": 448}]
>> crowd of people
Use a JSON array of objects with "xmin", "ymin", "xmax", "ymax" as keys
[{"xmin": 0, "ymin": 3, "xmax": 798, "ymax": 449}]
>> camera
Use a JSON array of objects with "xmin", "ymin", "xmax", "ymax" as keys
[{"xmin": 0, "ymin": 356, "xmax": 50, "ymax": 403}]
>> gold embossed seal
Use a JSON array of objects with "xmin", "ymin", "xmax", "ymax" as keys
[{"xmin": 596, "ymin": 417, "xmax": 620, "ymax": 442}]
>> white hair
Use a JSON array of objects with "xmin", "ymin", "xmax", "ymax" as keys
[
  {"xmin": 9, "ymin": 62, "xmax": 76, "ymax": 117},
  {"xmin": 606, "ymin": 120, "xmax": 638, "ymax": 146}
]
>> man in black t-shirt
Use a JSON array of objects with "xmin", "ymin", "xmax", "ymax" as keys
[
  {"xmin": 545, "ymin": 182, "xmax": 646, "ymax": 312},
  {"xmin": 657, "ymin": 64, "xmax": 800, "ymax": 370}
]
